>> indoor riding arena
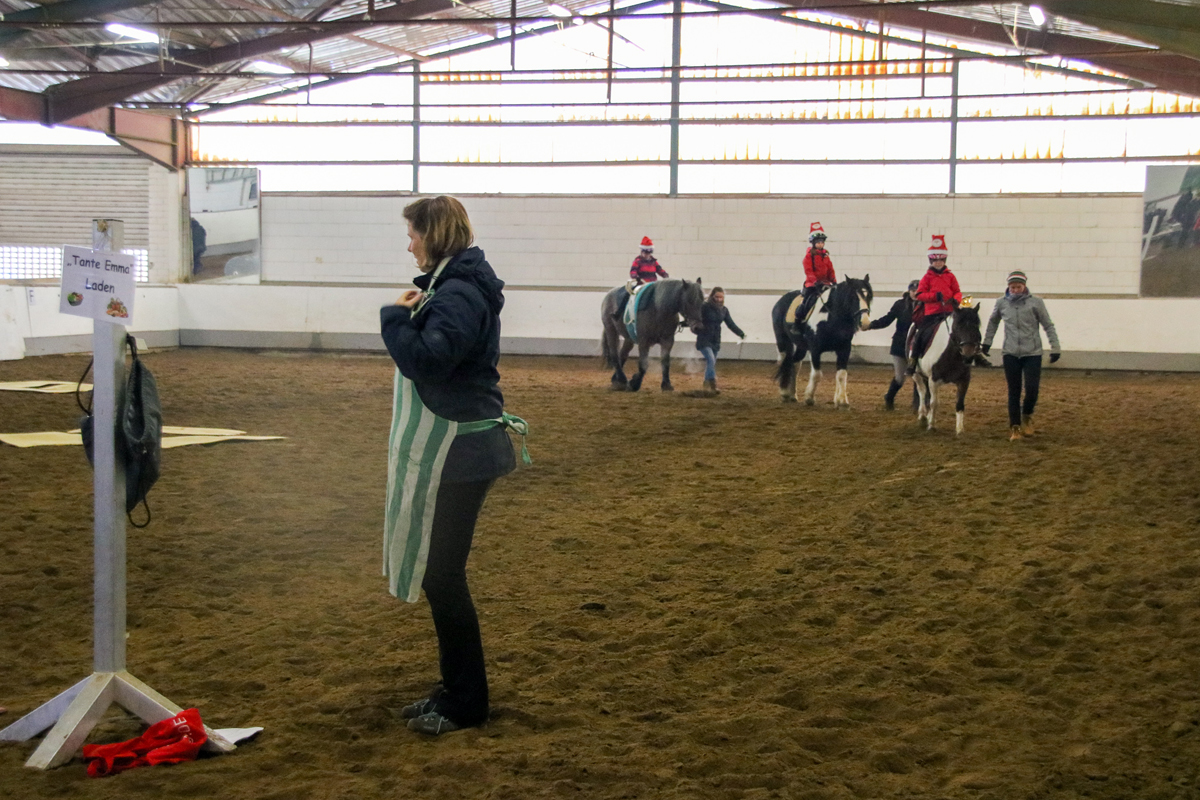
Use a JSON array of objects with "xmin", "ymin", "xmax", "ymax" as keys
[{"xmin": 3, "ymin": 2, "xmax": 1200, "ymax": 800}]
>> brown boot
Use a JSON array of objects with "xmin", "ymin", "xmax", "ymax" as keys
[
  {"xmin": 1009, "ymin": 425, "xmax": 1023, "ymax": 442},
  {"xmin": 1021, "ymin": 414, "xmax": 1035, "ymax": 436},
  {"xmin": 703, "ymin": 379, "xmax": 720, "ymax": 395}
]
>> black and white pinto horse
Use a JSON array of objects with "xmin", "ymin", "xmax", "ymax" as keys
[
  {"xmin": 771, "ymin": 277, "xmax": 873, "ymax": 407},
  {"xmin": 601, "ymin": 278, "xmax": 706, "ymax": 392},
  {"xmin": 913, "ymin": 304, "xmax": 984, "ymax": 435}
]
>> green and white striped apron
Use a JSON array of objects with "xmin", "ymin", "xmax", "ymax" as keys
[{"xmin": 383, "ymin": 259, "xmax": 529, "ymax": 602}]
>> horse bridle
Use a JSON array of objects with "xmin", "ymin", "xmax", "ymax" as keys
[
  {"xmin": 853, "ymin": 288, "xmax": 871, "ymax": 326},
  {"xmin": 948, "ymin": 323, "xmax": 980, "ymax": 358}
]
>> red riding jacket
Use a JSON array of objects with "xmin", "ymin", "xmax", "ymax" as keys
[
  {"xmin": 630, "ymin": 255, "xmax": 668, "ymax": 283},
  {"xmin": 803, "ymin": 247, "xmax": 836, "ymax": 288},
  {"xmin": 915, "ymin": 266, "xmax": 962, "ymax": 317}
]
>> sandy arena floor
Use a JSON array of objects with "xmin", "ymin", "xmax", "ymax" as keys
[{"xmin": 2, "ymin": 349, "xmax": 1200, "ymax": 800}]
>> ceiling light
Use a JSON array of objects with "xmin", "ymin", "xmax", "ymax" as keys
[
  {"xmin": 249, "ymin": 60, "xmax": 295, "ymax": 74},
  {"xmin": 0, "ymin": 56, "xmax": 9, "ymax": 69},
  {"xmin": 105, "ymin": 23, "xmax": 158, "ymax": 44},
  {"xmin": 1029, "ymin": 5, "xmax": 1047, "ymax": 27},
  {"xmin": 546, "ymin": 3, "xmax": 572, "ymax": 17}
]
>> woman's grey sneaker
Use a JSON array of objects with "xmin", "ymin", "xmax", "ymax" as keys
[
  {"xmin": 401, "ymin": 698, "xmax": 436, "ymax": 720},
  {"xmin": 407, "ymin": 712, "xmax": 461, "ymax": 736}
]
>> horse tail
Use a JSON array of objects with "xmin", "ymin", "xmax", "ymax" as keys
[
  {"xmin": 770, "ymin": 295, "xmax": 797, "ymax": 381},
  {"xmin": 601, "ymin": 326, "xmax": 617, "ymax": 370}
]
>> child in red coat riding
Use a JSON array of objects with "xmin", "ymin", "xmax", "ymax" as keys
[
  {"xmin": 796, "ymin": 222, "xmax": 837, "ymax": 328},
  {"xmin": 906, "ymin": 234, "xmax": 962, "ymax": 374},
  {"xmin": 630, "ymin": 236, "xmax": 668, "ymax": 284}
]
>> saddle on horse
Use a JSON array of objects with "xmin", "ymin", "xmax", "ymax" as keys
[
  {"xmin": 787, "ymin": 284, "xmax": 833, "ymax": 332},
  {"xmin": 907, "ymin": 314, "xmax": 947, "ymax": 362}
]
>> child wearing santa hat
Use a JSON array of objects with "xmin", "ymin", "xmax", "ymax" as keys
[
  {"xmin": 630, "ymin": 236, "xmax": 669, "ymax": 285},
  {"xmin": 906, "ymin": 234, "xmax": 962, "ymax": 374},
  {"xmin": 795, "ymin": 222, "xmax": 837, "ymax": 329}
]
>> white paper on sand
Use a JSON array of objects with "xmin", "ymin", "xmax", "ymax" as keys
[
  {"xmin": 0, "ymin": 381, "xmax": 93, "ymax": 394},
  {"xmin": 212, "ymin": 727, "xmax": 264, "ymax": 744},
  {"xmin": 1, "ymin": 427, "xmax": 284, "ymax": 448},
  {"xmin": 0, "ymin": 432, "xmax": 83, "ymax": 448}
]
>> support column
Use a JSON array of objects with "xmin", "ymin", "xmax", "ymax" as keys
[
  {"xmin": 412, "ymin": 63, "xmax": 421, "ymax": 194},
  {"xmin": 669, "ymin": 0, "xmax": 682, "ymax": 196},
  {"xmin": 949, "ymin": 57, "xmax": 959, "ymax": 195}
]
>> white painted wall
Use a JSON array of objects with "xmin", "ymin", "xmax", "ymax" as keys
[
  {"xmin": 262, "ymin": 193, "xmax": 1142, "ymax": 296},
  {"xmin": 7, "ymin": 187, "xmax": 1200, "ymax": 369}
]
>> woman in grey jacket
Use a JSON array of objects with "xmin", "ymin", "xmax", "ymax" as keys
[{"xmin": 981, "ymin": 270, "xmax": 1061, "ymax": 441}]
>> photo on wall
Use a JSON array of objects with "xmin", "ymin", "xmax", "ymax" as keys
[{"xmin": 1142, "ymin": 165, "xmax": 1200, "ymax": 297}]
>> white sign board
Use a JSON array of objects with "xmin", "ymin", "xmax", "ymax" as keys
[{"xmin": 59, "ymin": 246, "xmax": 135, "ymax": 326}]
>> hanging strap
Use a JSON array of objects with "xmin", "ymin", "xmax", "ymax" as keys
[
  {"xmin": 412, "ymin": 256, "xmax": 453, "ymax": 317},
  {"xmin": 457, "ymin": 413, "xmax": 532, "ymax": 465}
]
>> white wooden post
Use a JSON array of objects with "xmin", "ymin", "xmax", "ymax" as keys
[{"xmin": 0, "ymin": 220, "xmax": 235, "ymax": 769}]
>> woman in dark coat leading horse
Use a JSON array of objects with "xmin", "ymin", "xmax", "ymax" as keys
[{"xmin": 868, "ymin": 279, "xmax": 921, "ymax": 411}]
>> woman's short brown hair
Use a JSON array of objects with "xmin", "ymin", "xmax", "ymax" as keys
[{"xmin": 402, "ymin": 196, "xmax": 474, "ymax": 266}]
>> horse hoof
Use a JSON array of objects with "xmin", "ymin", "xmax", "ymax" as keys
[
  {"xmin": 781, "ymin": 395, "xmax": 797, "ymax": 404},
  {"xmin": 804, "ymin": 397, "xmax": 815, "ymax": 407},
  {"xmin": 662, "ymin": 384, "xmax": 674, "ymax": 392}
]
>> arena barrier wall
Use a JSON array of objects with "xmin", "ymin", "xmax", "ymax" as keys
[{"xmin": 6, "ymin": 192, "xmax": 1200, "ymax": 370}]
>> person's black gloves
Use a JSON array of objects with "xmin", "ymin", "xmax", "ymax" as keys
[
  {"xmin": 935, "ymin": 292, "xmax": 944, "ymax": 302},
  {"xmin": 981, "ymin": 344, "xmax": 990, "ymax": 356},
  {"xmin": 1049, "ymin": 352, "xmax": 1061, "ymax": 363}
]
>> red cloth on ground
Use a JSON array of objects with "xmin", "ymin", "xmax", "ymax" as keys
[{"xmin": 82, "ymin": 708, "xmax": 207, "ymax": 777}]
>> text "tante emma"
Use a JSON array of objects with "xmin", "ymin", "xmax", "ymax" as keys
[{"xmin": 68, "ymin": 253, "xmax": 131, "ymax": 274}]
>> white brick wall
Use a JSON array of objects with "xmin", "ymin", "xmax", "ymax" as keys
[{"xmin": 262, "ymin": 193, "xmax": 1143, "ymax": 296}]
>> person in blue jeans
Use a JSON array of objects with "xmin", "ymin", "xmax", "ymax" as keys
[{"xmin": 695, "ymin": 287, "xmax": 745, "ymax": 395}]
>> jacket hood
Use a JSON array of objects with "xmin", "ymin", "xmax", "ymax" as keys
[{"xmin": 419, "ymin": 246, "xmax": 505, "ymax": 314}]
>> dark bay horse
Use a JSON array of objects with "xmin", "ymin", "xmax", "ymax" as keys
[
  {"xmin": 914, "ymin": 303, "xmax": 983, "ymax": 434},
  {"xmin": 601, "ymin": 278, "xmax": 705, "ymax": 391},
  {"xmin": 771, "ymin": 276, "xmax": 873, "ymax": 407}
]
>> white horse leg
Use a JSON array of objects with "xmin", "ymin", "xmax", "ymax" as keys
[
  {"xmin": 835, "ymin": 369, "xmax": 849, "ymax": 408},
  {"xmin": 927, "ymin": 380, "xmax": 939, "ymax": 431},
  {"xmin": 915, "ymin": 374, "xmax": 929, "ymax": 425},
  {"xmin": 804, "ymin": 366, "xmax": 822, "ymax": 406},
  {"xmin": 956, "ymin": 409, "xmax": 965, "ymax": 436}
]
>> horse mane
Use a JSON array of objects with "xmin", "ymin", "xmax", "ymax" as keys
[{"xmin": 827, "ymin": 277, "xmax": 872, "ymax": 320}]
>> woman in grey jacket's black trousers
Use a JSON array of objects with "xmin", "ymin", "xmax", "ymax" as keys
[{"xmin": 982, "ymin": 270, "xmax": 1061, "ymax": 441}]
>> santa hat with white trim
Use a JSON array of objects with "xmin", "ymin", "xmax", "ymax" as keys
[
  {"xmin": 808, "ymin": 222, "xmax": 827, "ymax": 243},
  {"xmin": 927, "ymin": 234, "xmax": 948, "ymax": 260},
  {"xmin": 640, "ymin": 236, "xmax": 654, "ymax": 252}
]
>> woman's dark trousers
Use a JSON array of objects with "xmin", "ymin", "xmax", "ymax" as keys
[
  {"xmin": 1002, "ymin": 354, "xmax": 1042, "ymax": 427},
  {"xmin": 422, "ymin": 478, "xmax": 494, "ymax": 727}
]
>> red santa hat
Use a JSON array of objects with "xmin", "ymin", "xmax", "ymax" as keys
[
  {"xmin": 640, "ymin": 236, "xmax": 654, "ymax": 252},
  {"xmin": 809, "ymin": 222, "xmax": 826, "ymax": 238},
  {"xmin": 927, "ymin": 234, "xmax": 948, "ymax": 259}
]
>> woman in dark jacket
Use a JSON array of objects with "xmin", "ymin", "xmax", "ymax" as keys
[
  {"xmin": 695, "ymin": 287, "xmax": 745, "ymax": 395},
  {"xmin": 868, "ymin": 280, "xmax": 920, "ymax": 410},
  {"xmin": 380, "ymin": 196, "xmax": 520, "ymax": 736}
]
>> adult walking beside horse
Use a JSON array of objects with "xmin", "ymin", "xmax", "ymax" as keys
[
  {"xmin": 601, "ymin": 278, "xmax": 706, "ymax": 392},
  {"xmin": 982, "ymin": 270, "xmax": 1061, "ymax": 441}
]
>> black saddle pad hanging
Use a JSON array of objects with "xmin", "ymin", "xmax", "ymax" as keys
[{"xmin": 78, "ymin": 336, "xmax": 163, "ymax": 527}]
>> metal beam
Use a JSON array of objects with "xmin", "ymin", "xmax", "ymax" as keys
[
  {"xmin": 1040, "ymin": 0, "xmax": 1200, "ymax": 61},
  {"xmin": 39, "ymin": 0, "xmax": 488, "ymax": 123},
  {"xmin": 0, "ymin": 0, "xmax": 160, "ymax": 47},
  {"xmin": 0, "ymin": 85, "xmax": 184, "ymax": 168},
  {"xmin": 772, "ymin": 0, "xmax": 1200, "ymax": 98}
]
